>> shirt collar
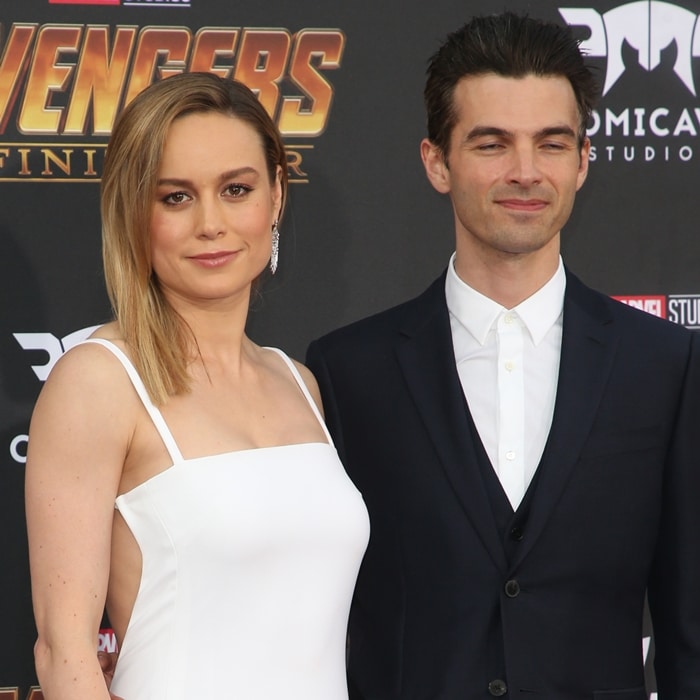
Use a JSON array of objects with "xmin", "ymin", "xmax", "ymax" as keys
[{"xmin": 445, "ymin": 253, "xmax": 566, "ymax": 346}]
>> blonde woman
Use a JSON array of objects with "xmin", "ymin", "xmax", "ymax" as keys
[{"xmin": 26, "ymin": 73, "xmax": 369, "ymax": 700}]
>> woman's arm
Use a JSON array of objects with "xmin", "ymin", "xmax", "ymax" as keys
[{"xmin": 26, "ymin": 344, "xmax": 133, "ymax": 700}]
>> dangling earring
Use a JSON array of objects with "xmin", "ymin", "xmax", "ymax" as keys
[{"xmin": 270, "ymin": 220, "xmax": 280, "ymax": 274}]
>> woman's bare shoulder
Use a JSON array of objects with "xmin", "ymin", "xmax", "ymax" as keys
[
  {"xmin": 262, "ymin": 347, "xmax": 324, "ymax": 415},
  {"xmin": 290, "ymin": 357, "xmax": 324, "ymax": 417},
  {"xmin": 86, "ymin": 320, "xmax": 128, "ymax": 345},
  {"xmin": 27, "ymin": 325, "xmax": 140, "ymax": 487},
  {"xmin": 38, "ymin": 323, "xmax": 136, "ymax": 413}
]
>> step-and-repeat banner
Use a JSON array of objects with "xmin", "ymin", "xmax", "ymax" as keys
[{"xmin": 2, "ymin": 0, "xmax": 699, "ymax": 696}]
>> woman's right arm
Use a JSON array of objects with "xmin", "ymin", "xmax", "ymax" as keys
[{"xmin": 25, "ymin": 344, "xmax": 133, "ymax": 700}]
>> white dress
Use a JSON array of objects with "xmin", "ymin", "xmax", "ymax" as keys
[{"xmin": 83, "ymin": 339, "xmax": 370, "ymax": 700}]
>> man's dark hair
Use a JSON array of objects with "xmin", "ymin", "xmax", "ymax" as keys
[{"xmin": 424, "ymin": 12, "xmax": 599, "ymax": 157}]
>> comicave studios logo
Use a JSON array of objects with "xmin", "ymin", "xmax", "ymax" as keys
[{"xmin": 560, "ymin": 1, "xmax": 700, "ymax": 163}]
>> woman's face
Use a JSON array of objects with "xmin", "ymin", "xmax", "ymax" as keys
[{"xmin": 149, "ymin": 111, "xmax": 282, "ymax": 311}]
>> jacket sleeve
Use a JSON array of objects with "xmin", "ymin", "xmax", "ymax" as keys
[
  {"xmin": 306, "ymin": 339, "xmax": 347, "ymax": 465},
  {"xmin": 647, "ymin": 330, "xmax": 700, "ymax": 697}
]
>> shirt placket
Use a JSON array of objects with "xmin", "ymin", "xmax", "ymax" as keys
[{"xmin": 496, "ymin": 311, "xmax": 525, "ymax": 509}]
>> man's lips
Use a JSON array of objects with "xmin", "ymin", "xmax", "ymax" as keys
[{"xmin": 496, "ymin": 198, "xmax": 548, "ymax": 211}]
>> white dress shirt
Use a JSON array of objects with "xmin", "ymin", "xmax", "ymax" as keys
[{"xmin": 445, "ymin": 253, "xmax": 565, "ymax": 509}]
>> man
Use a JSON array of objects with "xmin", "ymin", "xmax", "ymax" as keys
[{"xmin": 307, "ymin": 12, "xmax": 700, "ymax": 700}]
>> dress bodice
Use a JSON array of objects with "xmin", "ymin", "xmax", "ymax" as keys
[{"xmin": 82, "ymin": 339, "xmax": 369, "ymax": 700}]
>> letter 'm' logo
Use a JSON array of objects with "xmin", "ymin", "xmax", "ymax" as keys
[{"xmin": 560, "ymin": 1, "xmax": 700, "ymax": 95}]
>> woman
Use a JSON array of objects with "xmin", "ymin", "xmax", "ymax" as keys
[{"xmin": 25, "ymin": 72, "xmax": 369, "ymax": 700}]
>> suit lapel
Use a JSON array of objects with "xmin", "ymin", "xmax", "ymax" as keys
[
  {"xmin": 395, "ymin": 275, "xmax": 508, "ymax": 574},
  {"xmin": 511, "ymin": 271, "xmax": 619, "ymax": 568}
]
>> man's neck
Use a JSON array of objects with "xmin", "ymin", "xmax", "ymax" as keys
[{"xmin": 453, "ymin": 248, "xmax": 560, "ymax": 309}]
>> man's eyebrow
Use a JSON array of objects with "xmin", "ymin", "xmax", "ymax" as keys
[
  {"xmin": 536, "ymin": 125, "xmax": 577, "ymax": 139},
  {"xmin": 463, "ymin": 125, "xmax": 577, "ymax": 142},
  {"xmin": 464, "ymin": 126, "xmax": 512, "ymax": 141}
]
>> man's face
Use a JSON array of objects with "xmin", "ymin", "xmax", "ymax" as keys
[{"xmin": 422, "ymin": 73, "xmax": 589, "ymax": 264}]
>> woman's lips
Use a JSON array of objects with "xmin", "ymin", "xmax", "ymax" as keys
[{"xmin": 188, "ymin": 250, "xmax": 239, "ymax": 267}]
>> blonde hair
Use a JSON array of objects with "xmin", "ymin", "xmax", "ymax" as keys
[{"xmin": 101, "ymin": 72, "xmax": 288, "ymax": 405}]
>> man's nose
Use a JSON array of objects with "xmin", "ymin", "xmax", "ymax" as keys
[{"xmin": 506, "ymin": 146, "xmax": 543, "ymax": 186}]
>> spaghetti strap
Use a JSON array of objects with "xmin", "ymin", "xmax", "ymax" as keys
[
  {"xmin": 264, "ymin": 347, "xmax": 335, "ymax": 447},
  {"xmin": 78, "ymin": 338, "xmax": 184, "ymax": 464}
]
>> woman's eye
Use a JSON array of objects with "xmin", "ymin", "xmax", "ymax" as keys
[
  {"xmin": 225, "ymin": 184, "xmax": 251, "ymax": 197},
  {"xmin": 163, "ymin": 191, "xmax": 189, "ymax": 205}
]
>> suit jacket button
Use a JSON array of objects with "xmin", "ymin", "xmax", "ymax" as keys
[
  {"xmin": 510, "ymin": 526, "xmax": 524, "ymax": 541},
  {"xmin": 488, "ymin": 679, "xmax": 508, "ymax": 696},
  {"xmin": 504, "ymin": 579, "xmax": 520, "ymax": 597}
]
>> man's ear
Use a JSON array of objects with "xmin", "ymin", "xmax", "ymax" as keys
[{"xmin": 420, "ymin": 138, "xmax": 451, "ymax": 194}]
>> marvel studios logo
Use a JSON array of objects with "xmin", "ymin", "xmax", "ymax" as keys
[
  {"xmin": 50, "ymin": 0, "xmax": 190, "ymax": 6},
  {"xmin": 613, "ymin": 295, "xmax": 667, "ymax": 319},
  {"xmin": 614, "ymin": 295, "xmax": 700, "ymax": 330}
]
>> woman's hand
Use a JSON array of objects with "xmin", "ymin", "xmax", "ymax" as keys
[{"xmin": 98, "ymin": 651, "xmax": 123, "ymax": 700}]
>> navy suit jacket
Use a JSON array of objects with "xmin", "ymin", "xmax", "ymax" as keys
[{"xmin": 307, "ymin": 270, "xmax": 700, "ymax": 700}]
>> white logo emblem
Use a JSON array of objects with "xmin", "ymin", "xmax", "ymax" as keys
[
  {"xmin": 14, "ymin": 325, "xmax": 101, "ymax": 381},
  {"xmin": 560, "ymin": 1, "xmax": 700, "ymax": 95}
]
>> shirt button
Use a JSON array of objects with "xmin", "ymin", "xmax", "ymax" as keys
[
  {"xmin": 504, "ymin": 579, "xmax": 520, "ymax": 598},
  {"xmin": 488, "ymin": 679, "xmax": 508, "ymax": 696},
  {"xmin": 505, "ymin": 361, "xmax": 514, "ymax": 372},
  {"xmin": 504, "ymin": 314, "xmax": 514, "ymax": 324},
  {"xmin": 505, "ymin": 450, "xmax": 516, "ymax": 461}
]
